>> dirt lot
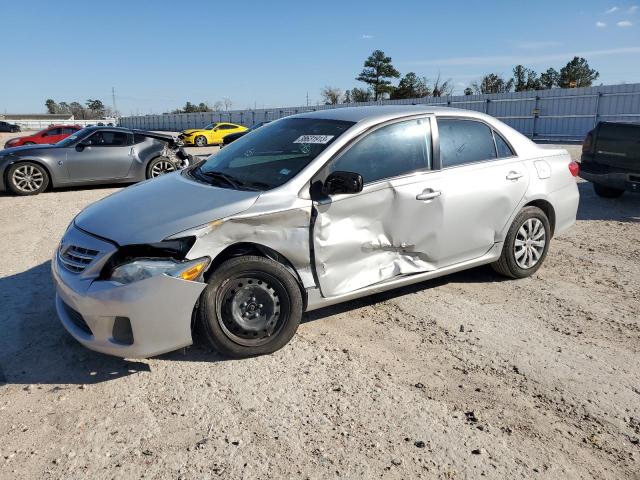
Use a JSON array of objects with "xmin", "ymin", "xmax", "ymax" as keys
[{"xmin": 0, "ymin": 139, "xmax": 638, "ymax": 479}]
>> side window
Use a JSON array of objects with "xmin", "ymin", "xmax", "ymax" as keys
[
  {"xmin": 330, "ymin": 118, "xmax": 431, "ymax": 184},
  {"xmin": 219, "ymin": 124, "xmax": 236, "ymax": 130},
  {"xmin": 133, "ymin": 133, "xmax": 148, "ymax": 144},
  {"xmin": 44, "ymin": 128, "xmax": 62, "ymax": 136},
  {"xmin": 86, "ymin": 131, "xmax": 129, "ymax": 146},
  {"xmin": 438, "ymin": 119, "xmax": 497, "ymax": 168},
  {"xmin": 494, "ymin": 131, "xmax": 515, "ymax": 158},
  {"xmin": 62, "ymin": 127, "xmax": 77, "ymax": 135}
]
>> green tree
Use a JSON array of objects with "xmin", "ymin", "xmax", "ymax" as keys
[
  {"xmin": 350, "ymin": 87, "xmax": 373, "ymax": 102},
  {"xmin": 343, "ymin": 89, "xmax": 352, "ymax": 104},
  {"xmin": 356, "ymin": 50, "xmax": 400, "ymax": 100},
  {"xmin": 197, "ymin": 102, "xmax": 210, "ymax": 112},
  {"xmin": 85, "ymin": 99, "xmax": 105, "ymax": 116},
  {"xmin": 540, "ymin": 68, "xmax": 559, "ymax": 89},
  {"xmin": 69, "ymin": 102, "xmax": 86, "ymax": 119},
  {"xmin": 45, "ymin": 99, "xmax": 58, "ymax": 114},
  {"xmin": 390, "ymin": 72, "xmax": 430, "ymax": 99},
  {"xmin": 513, "ymin": 65, "xmax": 542, "ymax": 91},
  {"xmin": 464, "ymin": 87, "xmax": 474, "ymax": 96},
  {"xmin": 559, "ymin": 57, "xmax": 599, "ymax": 88},
  {"xmin": 473, "ymin": 73, "xmax": 514, "ymax": 94},
  {"xmin": 58, "ymin": 102, "xmax": 71, "ymax": 114}
]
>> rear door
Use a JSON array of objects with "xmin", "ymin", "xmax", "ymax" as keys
[
  {"xmin": 65, "ymin": 130, "xmax": 134, "ymax": 181},
  {"xmin": 41, "ymin": 127, "xmax": 64, "ymax": 144},
  {"xmin": 429, "ymin": 118, "xmax": 530, "ymax": 266}
]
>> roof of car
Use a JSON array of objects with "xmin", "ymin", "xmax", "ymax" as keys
[{"xmin": 293, "ymin": 105, "xmax": 478, "ymax": 123}]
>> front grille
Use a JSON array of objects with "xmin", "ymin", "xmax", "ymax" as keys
[
  {"xmin": 61, "ymin": 301, "xmax": 92, "ymax": 335},
  {"xmin": 59, "ymin": 245, "xmax": 99, "ymax": 273}
]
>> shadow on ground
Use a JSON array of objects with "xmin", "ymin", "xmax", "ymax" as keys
[{"xmin": 576, "ymin": 181, "xmax": 640, "ymax": 222}]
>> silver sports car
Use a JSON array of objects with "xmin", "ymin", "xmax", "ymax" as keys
[{"xmin": 0, "ymin": 126, "xmax": 189, "ymax": 195}]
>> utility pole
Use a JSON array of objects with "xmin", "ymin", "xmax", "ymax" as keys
[
  {"xmin": 306, "ymin": 92, "xmax": 309, "ymax": 106},
  {"xmin": 111, "ymin": 87, "xmax": 118, "ymax": 118}
]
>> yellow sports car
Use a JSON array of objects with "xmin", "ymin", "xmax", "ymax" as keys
[{"xmin": 179, "ymin": 122, "xmax": 247, "ymax": 146}]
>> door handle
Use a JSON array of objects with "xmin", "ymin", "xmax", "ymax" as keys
[
  {"xmin": 416, "ymin": 188, "xmax": 441, "ymax": 201},
  {"xmin": 506, "ymin": 171, "xmax": 523, "ymax": 181}
]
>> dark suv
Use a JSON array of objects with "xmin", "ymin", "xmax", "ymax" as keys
[
  {"xmin": 0, "ymin": 121, "xmax": 20, "ymax": 133},
  {"xmin": 580, "ymin": 121, "xmax": 640, "ymax": 197}
]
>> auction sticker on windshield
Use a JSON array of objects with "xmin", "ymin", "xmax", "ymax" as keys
[{"xmin": 293, "ymin": 135, "xmax": 334, "ymax": 144}]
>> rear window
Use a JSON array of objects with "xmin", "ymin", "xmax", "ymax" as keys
[{"xmin": 438, "ymin": 119, "xmax": 497, "ymax": 167}]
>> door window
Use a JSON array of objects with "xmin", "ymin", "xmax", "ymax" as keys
[
  {"xmin": 44, "ymin": 128, "xmax": 62, "ymax": 137},
  {"xmin": 85, "ymin": 131, "xmax": 129, "ymax": 146},
  {"xmin": 218, "ymin": 124, "xmax": 237, "ymax": 130},
  {"xmin": 494, "ymin": 131, "xmax": 514, "ymax": 158},
  {"xmin": 61, "ymin": 127, "xmax": 78, "ymax": 135},
  {"xmin": 438, "ymin": 119, "xmax": 497, "ymax": 168},
  {"xmin": 330, "ymin": 118, "xmax": 431, "ymax": 184}
]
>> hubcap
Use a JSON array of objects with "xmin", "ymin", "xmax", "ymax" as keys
[
  {"xmin": 514, "ymin": 218, "xmax": 546, "ymax": 269},
  {"xmin": 216, "ymin": 274, "xmax": 289, "ymax": 347},
  {"xmin": 12, "ymin": 165, "xmax": 44, "ymax": 192},
  {"xmin": 196, "ymin": 137, "xmax": 206, "ymax": 146},
  {"xmin": 150, "ymin": 160, "xmax": 175, "ymax": 177}
]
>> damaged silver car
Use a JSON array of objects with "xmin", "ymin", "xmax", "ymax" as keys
[{"xmin": 52, "ymin": 106, "xmax": 580, "ymax": 358}]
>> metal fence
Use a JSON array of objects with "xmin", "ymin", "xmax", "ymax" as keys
[
  {"xmin": 119, "ymin": 83, "xmax": 640, "ymax": 141},
  {"xmin": 9, "ymin": 118, "xmax": 117, "ymax": 131}
]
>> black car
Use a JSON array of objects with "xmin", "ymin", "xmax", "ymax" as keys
[
  {"xmin": 221, "ymin": 121, "xmax": 270, "ymax": 147},
  {"xmin": 580, "ymin": 121, "xmax": 640, "ymax": 197},
  {"xmin": 0, "ymin": 121, "xmax": 20, "ymax": 133}
]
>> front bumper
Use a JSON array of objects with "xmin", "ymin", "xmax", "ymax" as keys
[
  {"xmin": 51, "ymin": 229, "xmax": 207, "ymax": 358},
  {"xmin": 179, "ymin": 135, "xmax": 194, "ymax": 145}
]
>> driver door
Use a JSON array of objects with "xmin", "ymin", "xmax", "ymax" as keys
[
  {"xmin": 65, "ymin": 130, "xmax": 135, "ymax": 181},
  {"xmin": 312, "ymin": 116, "xmax": 443, "ymax": 297}
]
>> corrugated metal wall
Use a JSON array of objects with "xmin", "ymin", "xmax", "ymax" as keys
[{"xmin": 118, "ymin": 83, "xmax": 640, "ymax": 141}]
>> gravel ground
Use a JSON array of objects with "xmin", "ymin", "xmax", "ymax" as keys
[{"xmin": 0, "ymin": 140, "xmax": 638, "ymax": 479}]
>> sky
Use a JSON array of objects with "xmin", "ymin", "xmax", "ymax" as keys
[{"xmin": 0, "ymin": 0, "xmax": 639, "ymax": 116}]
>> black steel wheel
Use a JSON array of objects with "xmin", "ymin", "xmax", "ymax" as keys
[{"xmin": 198, "ymin": 256, "xmax": 303, "ymax": 357}]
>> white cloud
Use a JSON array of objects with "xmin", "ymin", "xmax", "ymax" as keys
[
  {"xmin": 617, "ymin": 20, "xmax": 633, "ymax": 27},
  {"xmin": 596, "ymin": 21, "xmax": 607, "ymax": 27},
  {"xmin": 404, "ymin": 46, "xmax": 640, "ymax": 67},
  {"xmin": 605, "ymin": 6, "xmax": 620, "ymax": 13},
  {"xmin": 361, "ymin": 34, "xmax": 374, "ymax": 39},
  {"xmin": 516, "ymin": 40, "xmax": 562, "ymax": 49},
  {"xmin": 629, "ymin": 5, "xmax": 639, "ymax": 13}
]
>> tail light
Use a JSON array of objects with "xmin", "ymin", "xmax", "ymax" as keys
[
  {"xmin": 582, "ymin": 132, "xmax": 593, "ymax": 153},
  {"xmin": 568, "ymin": 160, "xmax": 580, "ymax": 177}
]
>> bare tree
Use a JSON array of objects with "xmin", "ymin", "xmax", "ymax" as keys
[
  {"xmin": 321, "ymin": 86, "xmax": 343, "ymax": 105},
  {"xmin": 431, "ymin": 74, "xmax": 454, "ymax": 97},
  {"xmin": 223, "ymin": 98, "xmax": 233, "ymax": 111},
  {"xmin": 213, "ymin": 101, "xmax": 224, "ymax": 112}
]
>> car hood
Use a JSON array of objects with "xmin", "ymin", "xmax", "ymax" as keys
[
  {"xmin": 74, "ymin": 172, "xmax": 260, "ymax": 245},
  {"xmin": 1, "ymin": 144, "xmax": 57, "ymax": 154},
  {"xmin": 181, "ymin": 129, "xmax": 206, "ymax": 135}
]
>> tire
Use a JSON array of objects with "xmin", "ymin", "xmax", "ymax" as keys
[
  {"xmin": 23, "ymin": 141, "xmax": 35, "ymax": 145},
  {"xmin": 593, "ymin": 183, "xmax": 624, "ymax": 198},
  {"xmin": 491, "ymin": 206, "xmax": 550, "ymax": 279},
  {"xmin": 146, "ymin": 156, "xmax": 176, "ymax": 179},
  {"xmin": 6, "ymin": 162, "xmax": 50, "ymax": 196},
  {"xmin": 198, "ymin": 256, "xmax": 303, "ymax": 358},
  {"xmin": 194, "ymin": 135, "xmax": 207, "ymax": 147}
]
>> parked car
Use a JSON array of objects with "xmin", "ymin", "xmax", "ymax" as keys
[
  {"xmin": 0, "ymin": 121, "xmax": 20, "ymax": 133},
  {"xmin": 52, "ymin": 106, "xmax": 579, "ymax": 359},
  {"xmin": 0, "ymin": 127, "xmax": 191, "ymax": 195},
  {"xmin": 179, "ymin": 122, "xmax": 247, "ymax": 146},
  {"xmin": 3, "ymin": 125, "xmax": 82, "ymax": 149},
  {"xmin": 580, "ymin": 121, "xmax": 640, "ymax": 197},
  {"xmin": 221, "ymin": 121, "xmax": 271, "ymax": 147}
]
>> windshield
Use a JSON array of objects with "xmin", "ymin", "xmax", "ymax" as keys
[
  {"xmin": 189, "ymin": 117, "xmax": 354, "ymax": 191},
  {"xmin": 203, "ymin": 123, "xmax": 218, "ymax": 130},
  {"xmin": 56, "ymin": 128, "xmax": 92, "ymax": 147}
]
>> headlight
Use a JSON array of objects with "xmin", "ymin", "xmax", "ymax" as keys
[{"xmin": 110, "ymin": 257, "xmax": 210, "ymax": 285}]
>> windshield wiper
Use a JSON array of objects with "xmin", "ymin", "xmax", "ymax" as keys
[{"xmin": 196, "ymin": 169, "xmax": 241, "ymax": 189}]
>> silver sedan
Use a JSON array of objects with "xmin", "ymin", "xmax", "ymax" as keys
[
  {"xmin": 52, "ymin": 106, "xmax": 580, "ymax": 359},
  {"xmin": 0, "ymin": 127, "xmax": 188, "ymax": 195}
]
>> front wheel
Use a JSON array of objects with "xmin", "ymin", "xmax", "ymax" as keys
[
  {"xmin": 593, "ymin": 183, "xmax": 624, "ymax": 198},
  {"xmin": 492, "ymin": 206, "xmax": 550, "ymax": 279},
  {"xmin": 194, "ymin": 135, "xmax": 207, "ymax": 147},
  {"xmin": 7, "ymin": 162, "xmax": 50, "ymax": 195},
  {"xmin": 198, "ymin": 256, "xmax": 303, "ymax": 358}
]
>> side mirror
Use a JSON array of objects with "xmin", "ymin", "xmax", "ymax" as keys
[
  {"xmin": 75, "ymin": 143, "xmax": 85, "ymax": 152},
  {"xmin": 323, "ymin": 171, "xmax": 363, "ymax": 195}
]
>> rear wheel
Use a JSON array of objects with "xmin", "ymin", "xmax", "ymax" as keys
[
  {"xmin": 194, "ymin": 135, "xmax": 207, "ymax": 147},
  {"xmin": 492, "ymin": 206, "xmax": 550, "ymax": 279},
  {"xmin": 146, "ymin": 156, "xmax": 176, "ymax": 179},
  {"xmin": 7, "ymin": 162, "xmax": 49, "ymax": 195},
  {"xmin": 198, "ymin": 256, "xmax": 303, "ymax": 358},
  {"xmin": 593, "ymin": 183, "xmax": 624, "ymax": 198},
  {"xmin": 23, "ymin": 141, "xmax": 35, "ymax": 145}
]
